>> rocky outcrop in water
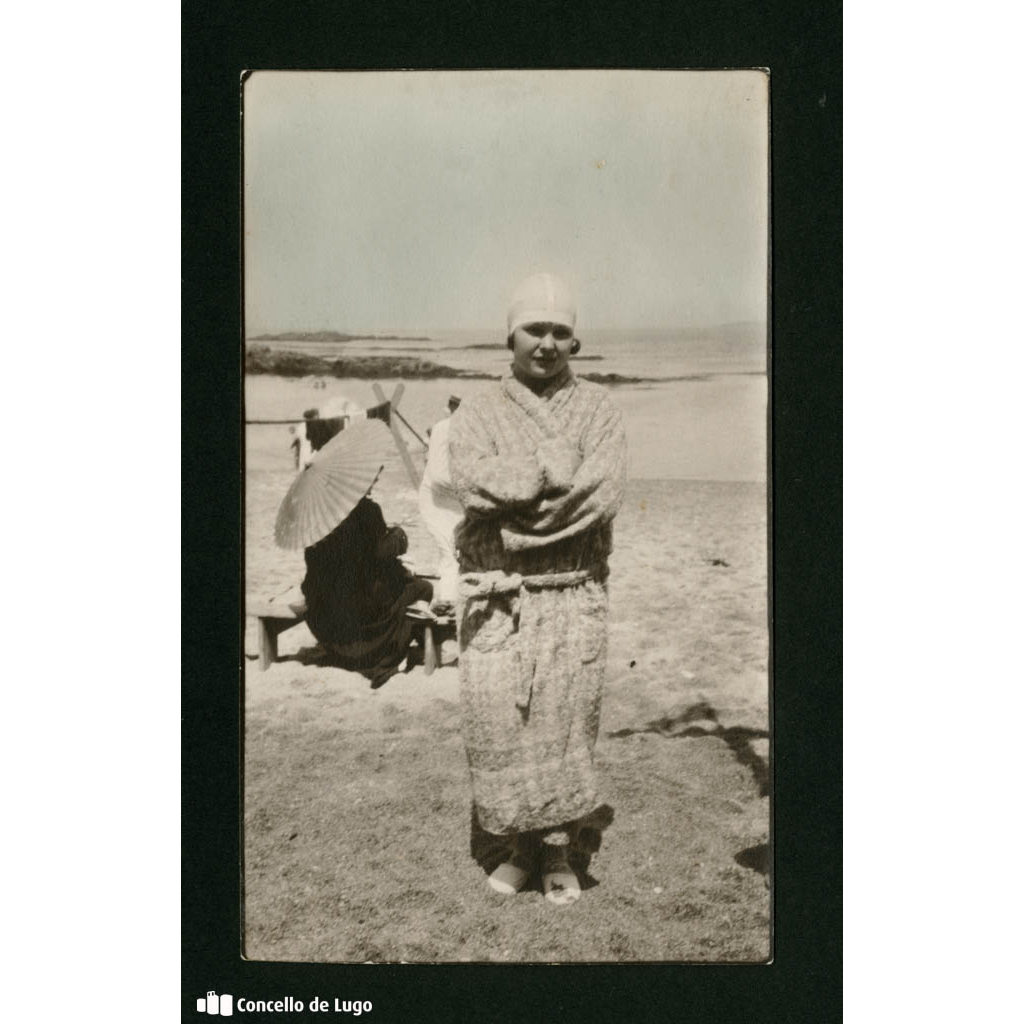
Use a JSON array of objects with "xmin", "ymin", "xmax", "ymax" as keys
[
  {"xmin": 251, "ymin": 331, "xmax": 431, "ymax": 343},
  {"xmin": 245, "ymin": 345, "xmax": 495, "ymax": 380}
]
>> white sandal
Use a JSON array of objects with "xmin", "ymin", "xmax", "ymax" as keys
[
  {"xmin": 487, "ymin": 859, "xmax": 530, "ymax": 895},
  {"xmin": 541, "ymin": 846, "xmax": 581, "ymax": 906}
]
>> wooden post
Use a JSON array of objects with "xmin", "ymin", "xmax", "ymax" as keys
[
  {"xmin": 257, "ymin": 618, "xmax": 278, "ymax": 671},
  {"xmin": 372, "ymin": 381, "xmax": 421, "ymax": 489},
  {"xmin": 422, "ymin": 623, "xmax": 438, "ymax": 676}
]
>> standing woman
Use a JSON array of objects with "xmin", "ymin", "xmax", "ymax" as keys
[{"xmin": 448, "ymin": 272, "xmax": 627, "ymax": 905}]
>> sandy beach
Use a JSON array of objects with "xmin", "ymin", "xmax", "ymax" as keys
[{"xmin": 244, "ymin": 373, "xmax": 769, "ymax": 962}]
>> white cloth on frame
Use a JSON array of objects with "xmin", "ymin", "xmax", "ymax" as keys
[{"xmin": 418, "ymin": 416, "xmax": 464, "ymax": 605}]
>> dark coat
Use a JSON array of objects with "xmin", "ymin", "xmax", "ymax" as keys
[{"xmin": 301, "ymin": 498, "xmax": 431, "ymax": 686}]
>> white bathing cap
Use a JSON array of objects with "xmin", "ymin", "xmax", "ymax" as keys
[{"xmin": 507, "ymin": 272, "xmax": 576, "ymax": 335}]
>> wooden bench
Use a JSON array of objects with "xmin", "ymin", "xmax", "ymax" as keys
[
  {"xmin": 246, "ymin": 593, "xmax": 309, "ymax": 671},
  {"xmin": 247, "ymin": 592, "xmax": 457, "ymax": 674}
]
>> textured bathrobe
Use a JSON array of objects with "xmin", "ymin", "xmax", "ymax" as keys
[{"xmin": 448, "ymin": 367, "xmax": 627, "ymax": 835}]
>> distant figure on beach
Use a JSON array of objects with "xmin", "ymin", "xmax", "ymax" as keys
[
  {"xmin": 303, "ymin": 394, "xmax": 365, "ymax": 454},
  {"xmin": 289, "ymin": 421, "xmax": 314, "ymax": 470},
  {"xmin": 300, "ymin": 496, "xmax": 433, "ymax": 688},
  {"xmin": 448, "ymin": 272, "xmax": 627, "ymax": 905},
  {"xmin": 418, "ymin": 395, "xmax": 464, "ymax": 613}
]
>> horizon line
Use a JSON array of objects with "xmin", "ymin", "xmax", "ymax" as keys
[{"xmin": 246, "ymin": 319, "xmax": 768, "ymax": 337}]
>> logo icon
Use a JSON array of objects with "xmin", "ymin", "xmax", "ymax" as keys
[{"xmin": 196, "ymin": 991, "xmax": 233, "ymax": 1016}]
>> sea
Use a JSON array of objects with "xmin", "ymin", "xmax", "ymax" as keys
[
  {"xmin": 246, "ymin": 324, "xmax": 768, "ymax": 482},
  {"xmin": 247, "ymin": 324, "xmax": 767, "ymax": 382}
]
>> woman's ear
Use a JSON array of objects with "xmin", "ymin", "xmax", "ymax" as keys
[{"xmin": 570, "ymin": 338, "xmax": 581, "ymax": 355}]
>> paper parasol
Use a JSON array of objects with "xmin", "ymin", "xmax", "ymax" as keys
[{"xmin": 274, "ymin": 418, "xmax": 392, "ymax": 550}]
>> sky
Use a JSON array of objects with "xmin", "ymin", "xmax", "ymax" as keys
[{"xmin": 244, "ymin": 70, "xmax": 768, "ymax": 334}]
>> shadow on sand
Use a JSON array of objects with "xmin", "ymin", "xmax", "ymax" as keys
[
  {"xmin": 734, "ymin": 842, "xmax": 769, "ymax": 876},
  {"xmin": 606, "ymin": 699, "xmax": 769, "ymax": 797},
  {"xmin": 607, "ymin": 700, "xmax": 771, "ymax": 883}
]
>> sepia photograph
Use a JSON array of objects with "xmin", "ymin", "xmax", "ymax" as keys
[{"xmin": 242, "ymin": 69, "xmax": 770, "ymax": 963}]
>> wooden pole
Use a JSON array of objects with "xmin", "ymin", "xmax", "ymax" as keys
[
  {"xmin": 392, "ymin": 408, "xmax": 429, "ymax": 448},
  {"xmin": 372, "ymin": 382, "xmax": 421, "ymax": 489}
]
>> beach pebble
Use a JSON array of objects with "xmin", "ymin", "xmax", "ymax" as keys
[{"xmin": 653, "ymin": 886, "xmax": 664, "ymax": 894}]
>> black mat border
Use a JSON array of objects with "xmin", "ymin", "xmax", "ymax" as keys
[{"xmin": 183, "ymin": 3, "xmax": 840, "ymax": 1020}]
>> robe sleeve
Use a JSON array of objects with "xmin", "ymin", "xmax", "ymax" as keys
[
  {"xmin": 501, "ymin": 393, "xmax": 627, "ymax": 551},
  {"xmin": 448, "ymin": 394, "xmax": 548, "ymax": 515}
]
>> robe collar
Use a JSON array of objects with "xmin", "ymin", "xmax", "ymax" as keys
[
  {"xmin": 501, "ymin": 365, "xmax": 577, "ymax": 436},
  {"xmin": 505, "ymin": 363, "xmax": 575, "ymax": 398}
]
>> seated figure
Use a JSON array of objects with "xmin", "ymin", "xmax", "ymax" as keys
[{"xmin": 301, "ymin": 497, "xmax": 433, "ymax": 686}]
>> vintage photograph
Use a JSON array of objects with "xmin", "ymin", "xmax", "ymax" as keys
[{"xmin": 243, "ymin": 69, "xmax": 769, "ymax": 962}]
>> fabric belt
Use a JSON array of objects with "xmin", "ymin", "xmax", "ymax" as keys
[{"xmin": 459, "ymin": 566, "xmax": 603, "ymax": 597}]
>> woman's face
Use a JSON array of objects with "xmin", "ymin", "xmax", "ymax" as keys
[{"xmin": 510, "ymin": 321, "xmax": 574, "ymax": 380}]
